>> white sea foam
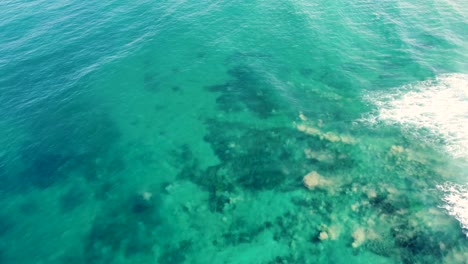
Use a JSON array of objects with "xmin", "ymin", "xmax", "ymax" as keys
[
  {"xmin": 362, "ymin": 73, "xmax": 468, "ymax": 235},
  {"xmin": 437, "ymin": 182, "xmax": 468, "ymax": 236},
  {"xmin": 363, "ymin": 73, "xmax": 468, "ymax": 160}
]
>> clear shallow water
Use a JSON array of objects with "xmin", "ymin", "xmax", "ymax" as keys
[{"xmin": 0, "ymin": 0, "xmax": 467, "ymax": 263}]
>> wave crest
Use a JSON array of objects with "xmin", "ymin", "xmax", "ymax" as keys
[
  {"xmin": 362, "ymin": 73, "xmax": 468, "ymax": 160},
  {"xmin": 437, "ymin": 182, "xmax": 468, "ymax": 236}
]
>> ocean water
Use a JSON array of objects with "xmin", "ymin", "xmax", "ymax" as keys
[{"xmin": 0, "ymin": 0, "xmax": 467, "ymax": 263}]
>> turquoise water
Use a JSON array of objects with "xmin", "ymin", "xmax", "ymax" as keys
[{"xmin": 1, "ymin": 0, "xmax": 468, "ymax": 263}]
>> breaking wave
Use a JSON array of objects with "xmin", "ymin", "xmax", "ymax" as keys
[
  {"xmin": 362, "ymin": 73, "xmax": 468, "ymax": 236},
  {"xmin": 363, "ymin": 73, "xmax": 468, "ymax": 160}
]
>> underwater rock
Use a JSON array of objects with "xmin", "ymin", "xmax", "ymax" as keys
[
  {"xmin": 367, "ymin": 188, "xmax": 378, "ymax": 199},
  {"xmin": 303, "ymin": 171, "xmax": 331, "ymax": 190},
  {"xmin": 351, "ymin": 227, "xmax": 366, "ymax": 248},
  {"xmin": 327, "ymin": 225, "xmax": 341, "ymax": 240},
  {"xmin": 316, "ymin": 223, "xmax": 341, "ymax": 242},
  {"xmin": 390, "ymin": 145, "xmax": 405, "ymax": 154},
  {"xmin": 319, "ymin": 231, "xmax": 329, "ymax": 241}
]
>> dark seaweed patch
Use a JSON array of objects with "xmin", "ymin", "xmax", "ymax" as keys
[
  {"xmin": 171, "ymin": 86, "xmax": 182, "ymax": 92},
  {"xmin": 171, "ymin": 144, "xmax": 194, "ymax": 163},
  {"xmin": 143, "ymin": 73, "xmax": 160, "ymax": 93},
  {"xmin": 196, "ymin": 52, "xmax": 206, "ymax": 58},
  {"xmin": 158, "ymin": 240, "xmax": 192, "ymax": 264},
  {"xmin": 176, "ymin": 158, "xmax": 235, "ymax": 213},
  {"xmin": 21, "ymin": 153, "xmax": 70, "ymax": 189},
  {"xmin": 59, "ymin": 254, "xmax": 85, "ymax": 264},
  {"xmin": 173, "ymin": 144, "xmax": 203, "ymax": 184},
  {"xmin": 369, "ymin": 192, "xmax": 409, "ymax": 216},
  {"xmin": 198, "ymin": 165, "xmax": 234, "ymax": 193},
  {"xmin": 299, "ymin": 68, "xmax": 314, "ymax": 77},
  {"xmin": 274, "ymin": 212, "xmax": 310, "ymax": 242},
  {"xmin": 93, "ymin": 180, "xmax": 119, "ymax": 200},
  {"xmin": 203, "ymin": 120, "xmax": 313, "ymax": 191},
  {"xmin": 16, "ymin": 104, "xmax": 121, "ymax": 190},
  {"xmin": 266, "ymin": 255, "xmax": 296, "ymax": 264},
  {"xmin": 208, "ymin": 191, "xmax": 230, "ymax": 213},
  {"xmin": 234, "ymin": 157, "xmax": 289, "ymax": 190},
  {"xmin": 206, "ymin": 65, "xmax": 281, "ymax": 118},
  {"xmin": 0, "ymin": 214, "xmax": 14, "ymax": 237},
  {"xmin": 365, "ymin": 239, "xmax": 395, "ymax": 257},
  {"xmin": 131, "ymin": 193, "xmax": 155, "ymax": 214},
  {"xmin": 221, "ymin": 219, "xmax": 265, "ymax": 246},
  {"xmin": 389, "ymin": 219, "xmax": 462, "ymax": 263},
  {"xmin": 30, "ymin": 105, "xmax": 120, "ymax": 158},
  {"xmin": 83, "ymin": 193, "xmax": 161, "ymax": 263},
  {"xmin": 19, "ymin": 200, "xmax": 39, "ymax": 215},
  {"xmin": 59, "ymin": 186, "xmax": 86, "ymax": 213}
]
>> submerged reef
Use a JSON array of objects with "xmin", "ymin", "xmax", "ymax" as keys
[
  {"xmin": 37, "ymin": 107, "xmax": 466, "ymax": 264},
  {"xmin": 202, "ymin": 118, "xmax": 319, "ymax": 191},
  {"xmin": 166, "ymin": 111, "xmax": 468, "ymax": 263}
]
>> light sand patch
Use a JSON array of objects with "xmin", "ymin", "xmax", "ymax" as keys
[
  {"xmin": 319, "ymin": 231, "xmax": 329, "ymax": 241},
  {"xmin": 295, "ymin": 116, "xmax": 356, "ymax": 144},
  {"xmin": 390, "ymin": 145, "xmax": 405, "ymax": 154},
  {"xmin": 304, "ymin": 148, "xmax": 335, "ymax": 163},
  {"xmin": 327, "ymin": 224, "xmax": 341, "ymax": 240},
  {"xmin": 303, "ymin": 171, "xmax": 332, "ymax": 190},
  {"xmin": 351, "ymin": 227, "xmax": 366, "ymax": 248},
  {"xmin": 366, "ymin": 188, "xmax": 377, "ymax": 199},
  {"xmin": 317, "ymin": 224, "xmax": 341, "ymax": 242}
]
